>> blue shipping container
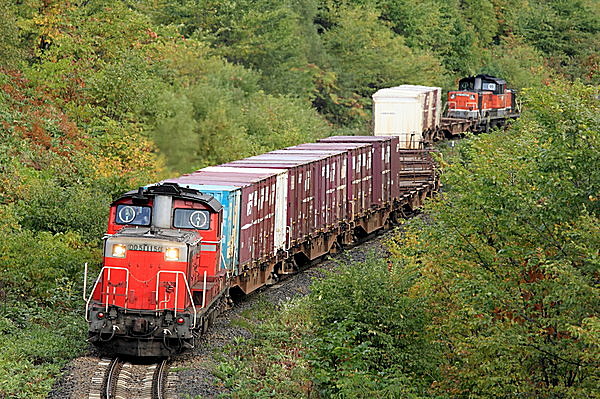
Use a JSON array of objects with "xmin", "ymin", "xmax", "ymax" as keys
[{"xmin": 156, "ymin": 183, "xmax": 242, "ymax": 275}]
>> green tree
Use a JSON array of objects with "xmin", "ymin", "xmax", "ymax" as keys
[
  {"xmin": 377, "ymin": 0, "xmax": 479, "ymax": 75},
  {"xmin": 151, "ymin": 75, "xmax": 330, "ymax": 173},
  {"xmin": 319, "ymin": 5, "xmax": 445, "ymax": 125},
  {"xmin": 480, "ymin": 36, "xmax": 554, "ymax": 89},
  {"xmin": 179, "ymin": 0, "xmax": 321, "ymax": 98},
  {"xmin": 0, "ymin": 1, "xmax": 25, "ymax": 67},
  {"xmin": 515, "ymin": 0, "xmax": 600, "ymax": 83}
]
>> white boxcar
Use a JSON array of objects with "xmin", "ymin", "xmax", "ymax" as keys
[{"xmin": 372, "ymin": 85, "xmax": 442, "ymax": 149}]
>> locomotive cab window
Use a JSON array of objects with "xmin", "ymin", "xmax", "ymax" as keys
[
  {"xmin": 115, "ymin": 205, "xmax": 151, "ymax": 226},
  {"xmin": 173, "ymin": 209, "xmax": 211, "ymax": 230},
  {"xmin": 482, "ymin": 82, "xmax": 496, "ymax": 91}
]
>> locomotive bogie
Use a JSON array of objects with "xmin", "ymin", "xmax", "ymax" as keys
[{"xmin": 88, "ymin": 307, "xmax": 194, "ymax": 357}]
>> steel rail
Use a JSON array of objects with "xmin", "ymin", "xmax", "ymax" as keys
[
  {"xmin": 152, "ymin": 359, "xmax": 169, "ymax": 399},
  {"xmin": 102, "ymin": 357, "xmax": 121, "ymax": 399}
]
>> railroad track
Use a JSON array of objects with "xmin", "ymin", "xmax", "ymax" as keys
[{"xmin": 88, "ymin": 357, "xmax": 176, "ymax": 399}]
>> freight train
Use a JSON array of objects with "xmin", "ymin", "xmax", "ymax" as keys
[{"xmin": 85, "ymin": 77, "xmax": 516, "ymax": 357}]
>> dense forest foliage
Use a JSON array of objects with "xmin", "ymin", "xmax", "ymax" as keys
[{"xmin": 0, "ymin": 0, "xmax": 598, "ymax": 397}]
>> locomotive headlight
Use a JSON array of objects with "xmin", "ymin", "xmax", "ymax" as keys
[
  {"xmin": 112, "ymin": 244, "xmax": 127, "ymax": 258},
  {"xmin": 450, "ymin": 94, "xmax": 455, "ymax": 99},
  {"xmin": 165, "ymin": 247, "xmax": 180, "ymax": 261},
  {"xmin": 470, "ymin": 95, "xmax": 475, "ymax": 100}
]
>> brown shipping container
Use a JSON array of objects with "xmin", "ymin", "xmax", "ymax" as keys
[
  {"xmin": 225, "ymin": 150, "xmax": 345, "ymax": 247},
  {"xmin": 318, "ymin": 136, "xmax": 400, "ymax": 204},
  {"xmin": 262, "ymin": 153, "xmax": 323, "ymax": 233},
  {"xmin": 226, "ymin": 155, "xmax": 318, "ymax": 244},
  {"xmin": 224, "ymin": 157, "xmax": 313, "ymax": 247},
  {"xmin": 289, "ymin": 142, "xmax": 373, "ymax": 219},
  {"xmin": 270, "ymin": 150, "xmax": 347, "ymax": 231}
]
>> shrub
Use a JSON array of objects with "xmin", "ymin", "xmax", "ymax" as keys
[{"xmin": 307, "ymin": 254, "xmax": 441, "ymax": 398}]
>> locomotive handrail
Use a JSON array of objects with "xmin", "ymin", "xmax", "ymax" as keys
[
  {"xmin": 202, "ymin": 271, "xmax": 207, "ymax": 309},
  {"xmin": 155, "ymin": 270, "xmax": 197, "ymax": 329},
  {"xmin": 219, "ymin": 250, "xmax": 227, "ymax": 272},
  {"xmin": 85, "ymin": 266, "xmax": 130, "ymax": 322}
]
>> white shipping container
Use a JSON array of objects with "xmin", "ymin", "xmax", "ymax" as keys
[
  {"xmin": 273, "ymin": 172, "xmax": 288, "ymax": 251},
  {"xmin": 372, "ymin": 85, "xmax": 442, "ymax": 149},
  {"xmin": 398, "ymin": 85, "xmax": 442, "ymax": 129}
]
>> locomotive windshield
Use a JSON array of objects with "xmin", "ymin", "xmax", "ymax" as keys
[
  {"xmin": 115, "ymin": 205, "xmax": 152, "ymax": 226},
  {"xmin": 482, "ymin": 82, "xmax": 496, "ymax": 91},
  {"xmin": 173, "ymin": 209, "xmax": 211, "ymax": 229}
]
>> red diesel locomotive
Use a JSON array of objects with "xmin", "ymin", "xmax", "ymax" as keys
[
  {"xmin": 85, "ymin": 184, "xmax": 228, "ymax": 356},
  {"xmin": 447, "ymin": 74, "xmax": 516, "ymax": 120}
]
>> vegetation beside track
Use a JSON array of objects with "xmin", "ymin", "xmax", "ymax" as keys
[{"xmin": 214, "ymin": 255, "xmax": 441, "ymax": 399}]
